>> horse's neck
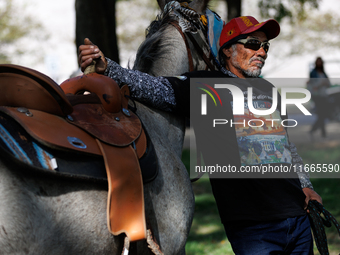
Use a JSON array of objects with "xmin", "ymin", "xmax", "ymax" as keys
[
  {"xmin": 148, "ymin": 26, "xmax": 208, "ymax": 76},
  {"xmin": 133, "ymin": 25, "xmax": 210, "ymax": 156}
]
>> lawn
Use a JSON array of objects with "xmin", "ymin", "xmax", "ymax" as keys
[{"xmin": 182, "ymin": 143, "xmax": 340, "ymax": 255}]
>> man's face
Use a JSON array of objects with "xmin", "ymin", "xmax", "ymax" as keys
[{"xmin": 223, "ymin": 31, "xmax": 268, "ymax": 78}]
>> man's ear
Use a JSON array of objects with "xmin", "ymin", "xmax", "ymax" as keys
[{"xmin": 223, "ymin": 47, "xmax": 232, "ymax": 58}]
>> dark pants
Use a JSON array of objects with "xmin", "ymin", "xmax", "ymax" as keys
[
  {"xmin": 224, "ymin": 214, "xmax": 313, "ymax": 255},
  {"xmin": 311, "ymin": 96, "xmax": 329, "ymax": 137}
]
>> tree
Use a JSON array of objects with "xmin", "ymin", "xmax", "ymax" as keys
[
  {"xmin": 75, "ymin": 0, "xmax": 323, "ymax": 68},
  {"xmin": 116, "ymin": 0, "xmax": 159, "ymax": 66},
  {"xmin": 0, "ymin": 0, "xmax": 45, "ymax": 64},
  {"xmin": 221, "ymin": 0, "xmax": 320, "ymax": 22},
  {"xmin": 258, "ymin": 0, "xmax": 320, "ymax": 22},
  {"xmin": 271, "ymin": 11, "xmax": 340, "ymax": 57},
  {"xmin": 225, "ymin": 0, "xmax": 241, "ymax": 21},
  {"xmin": 75, "ymin": 0, "xmax": 120, "ymax": 64}
]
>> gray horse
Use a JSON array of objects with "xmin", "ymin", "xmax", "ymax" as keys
[{"xmin": 0, "ymin": 0, "xmax": 213, "ymax": 254}]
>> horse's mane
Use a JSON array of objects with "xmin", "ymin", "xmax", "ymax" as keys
[
  {"xmin": 132, "ymin": 8, "xmax": 177, "ymax": 75},
  {"xmin": 145, "ymin": 10, "xmax": 173, "ymax": 37},
  {"xmin": 146, "ymin": 0, "xmax": 195, "ymax": 37},
  {"xmin": 133, "ymin": 0, "xmax": 209, "ymax": 75}
]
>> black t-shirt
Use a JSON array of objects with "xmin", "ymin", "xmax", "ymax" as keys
[{"xmin": 166, "ymin": 71, "xmax": 306, "ymax": 223}]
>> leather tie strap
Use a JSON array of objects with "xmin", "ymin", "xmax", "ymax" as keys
[
  {"xmin": 169, "ymin": 21, "xmax": 194, "ymax": 72},
  {"xmin": 169, "ymin": 21, "xmax": 217, "ymax": 72},
  {"xmin": 186, "ymin": 32, "xmax": 217, "ymax": 71}
]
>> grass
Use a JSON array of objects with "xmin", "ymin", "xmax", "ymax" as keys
[
  {"xmin": 186, "ymin": 177, "xmax": 233, "ymax": 255},
  {"xmin": 182, "ymin": 143, "xmax": 340, "ymax": 255},
  {"xmin": 297, "ymin": 142, "xmax": 340, "ymax": 254}
]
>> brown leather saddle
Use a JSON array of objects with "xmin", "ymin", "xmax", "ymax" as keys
[{"xmin": 0, "ymin": 64, "xmax": 153, "ymax": 242}]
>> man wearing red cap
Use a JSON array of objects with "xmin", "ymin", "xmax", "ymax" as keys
[
  {"xmin": 79, "ymin": 16, "xmax": 321, "ymax": 254},
  {"xmin": 217, "ymin": 16, "xmax": 280, "ymax": 79}
]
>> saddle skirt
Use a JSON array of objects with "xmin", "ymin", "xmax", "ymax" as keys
[{"xmin": 0, "ymin": 64, "xmax": 156, "ymax": 242}]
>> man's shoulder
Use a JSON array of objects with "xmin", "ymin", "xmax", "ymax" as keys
[
  {"xmin": 183, "ymin": 70, "xmax": 229, "ymax": 78},
  {"xmin": 165, "ymin": 70, "xmax": 230, "ymax": 85}
]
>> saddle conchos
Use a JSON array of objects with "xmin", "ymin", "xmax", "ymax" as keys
[{"xmin": 0, "ymin": 63, "xmax": 158, "ymax": 242}]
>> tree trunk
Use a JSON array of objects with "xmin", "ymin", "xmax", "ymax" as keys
[
  {"xmin": 75, "ymin": 0, "xmax": 120, "ymax": 64},
  {"xmin": 225, "ymin": 0, "xmax": 241, "ymax": 21}
]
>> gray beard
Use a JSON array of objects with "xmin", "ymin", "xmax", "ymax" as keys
[
  {"xmin": 231, "ymin": 49, "xmax": 265, "ymax": 78},
  {"xmin": 242, "ymin": 63, "xmax": 263, "ymax": 78}
]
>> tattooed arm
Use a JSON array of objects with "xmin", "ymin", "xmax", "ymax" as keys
[{"xmin": 290, "ymin": 142, "xmax": 323, "ymax": 208}]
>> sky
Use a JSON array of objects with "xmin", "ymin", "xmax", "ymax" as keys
[{"xmin": 11, "ymin": 0, "xmax": 340, "ymax": 84}]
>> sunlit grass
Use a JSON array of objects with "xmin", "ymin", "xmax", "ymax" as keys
[{"xmin": 182, "ymin": 143, "xmax": 340, "ymax": 255}]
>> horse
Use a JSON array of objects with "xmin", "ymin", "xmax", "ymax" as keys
[{"xmin": 0, "ymin": 0, "xmax": 217, "ymax": 254}]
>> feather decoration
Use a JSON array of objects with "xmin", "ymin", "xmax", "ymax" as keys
[{"xmin": 164, "ymin": 1, "xmax": 202, "ymax": 34}]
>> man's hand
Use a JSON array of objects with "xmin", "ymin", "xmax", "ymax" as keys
[
  {"xmin": 302, "ymin": 187, "xmax": 322, "ymax": 212},
  {"xmin": 78, "ymin": 38, "xmax": 107, "ymax": 73}
]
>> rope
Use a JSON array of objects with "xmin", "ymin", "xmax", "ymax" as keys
[
  {"xmin": 121, "ymin": 236, "xmax": 130, "ymax": 255},
  {"xmin": 146, "ymin": 229, "xmax": 164, "ymax": 255},
  {"xmin": 307, "ymin": 200, "xmax": 340, "ymax": 255}
]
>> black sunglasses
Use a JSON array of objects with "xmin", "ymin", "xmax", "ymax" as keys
[{"xmin": 237, "ymin": 38, "xmax": 270, "ymax": 53}]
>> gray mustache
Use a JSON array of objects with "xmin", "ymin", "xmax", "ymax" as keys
[{"xmin": 250, "ymin": 57, "xmax": 265, "ymax": 66}]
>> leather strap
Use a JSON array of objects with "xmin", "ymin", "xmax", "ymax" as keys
[
  {"xmin": 169, "ymin": 21, "xmax": 194, "ymax": 72},
  {"xmin": 120, "ymin": 85, "xmax": 130, "ymax": 110},
  {"xmin": 96, "ymin": 140, "xmax": 147, "ymax": 242}
]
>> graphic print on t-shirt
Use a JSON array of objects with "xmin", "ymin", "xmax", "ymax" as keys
[{"xmin": 232, "ymin": 100, "xmax": 292, "ymax": 166}]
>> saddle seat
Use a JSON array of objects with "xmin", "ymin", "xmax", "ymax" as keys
[{"xmin": 0, "ymin": 64, "xmax": 148, "ymax": 242}]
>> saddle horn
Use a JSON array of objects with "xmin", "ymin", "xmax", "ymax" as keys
[{"xmin": 60, "ymin": 61, "xmax": 123, "ymax": 114}]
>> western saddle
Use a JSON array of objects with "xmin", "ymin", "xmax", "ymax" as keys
[{"xmin": 0, "ymin": 64, "xmax": 148, "ymax": 242}]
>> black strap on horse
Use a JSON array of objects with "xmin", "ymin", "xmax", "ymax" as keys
[
  {"xmin": 307, "ymin": 200, "xmax": 340, "ymax": 255},
  {"xmin": 185, "ymin": 32, "xmax": 217, "ymax": 71}
]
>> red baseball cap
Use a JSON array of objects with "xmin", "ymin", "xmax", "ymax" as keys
[{"xmin": 219, "ymin": 16, "xmax": 280, "ymax": 48}]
